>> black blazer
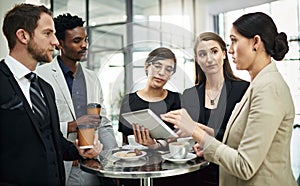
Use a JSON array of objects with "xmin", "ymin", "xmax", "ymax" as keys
[
  {"xmin": 182, "ymin": 79, "xmax": 249, "ymax": 141},
  {"xmin": 0, "ymin": 60, "xmax": 79, "ymax": 186}
]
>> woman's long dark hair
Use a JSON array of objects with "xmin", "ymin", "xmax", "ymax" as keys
[
  {"xmin": 232, "ymin": 12, "xmax": 288, "ymax": 61},
  {"xmin": 194, "ymin": 32, "xmax": 242, "ymax": 85}
]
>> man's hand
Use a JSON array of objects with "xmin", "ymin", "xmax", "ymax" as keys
[
  {"xmin": 75, "ymin": 133, "xmax": 103, "ymax": 159},
  {"xmin": 76, "ymin": 114, "xmax": 101, "ymax": 126},
  {"xmin": 68, "ymin": 114, "xmax": 101, "ymax": 133}
]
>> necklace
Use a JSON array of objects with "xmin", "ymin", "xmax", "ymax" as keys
[
  {"xmin": 206, "ymin": 82, "xmax": 224, "ymax": 106},
  {"xmin": 206, "ymin": 90, "xmax": 221, "ymax": 105},
  {"xmin": 205, "ymin": 80, "xmax": 224, "ymax": 106}
]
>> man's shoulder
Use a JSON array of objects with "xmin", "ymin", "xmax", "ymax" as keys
[
  {"xmin": 37, "ymin": 56, "xmax": 59, "ymax": 72},
  {"xmin": 82, "ymin": 66, "xmax": 99, "ymax": 80},
  {"xmin": 36, "ymin": 61, "xmax": 60, "ymax": 84},
  {"xmin": 82, "ymin": 65, "xmax": 97, "ymax": 75},
  {"xmin": 36, "ymin": 63, "xmax": 53, "ymax": 81},
  {"xmin": 37, "ymin": 62, "xmax": 52, "ymax": 71},
  {"xmin": 0, "ymin": 60, "xmax": 8, "ymax": 76}
]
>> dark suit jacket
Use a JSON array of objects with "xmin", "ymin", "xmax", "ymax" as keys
[
  {"xmin": 182, "ymin": 79, "xmax": 249, "ymax": 141},
  {"xmin": 0, "ymin": 60, "xmax": 80, "ymax": 186}
]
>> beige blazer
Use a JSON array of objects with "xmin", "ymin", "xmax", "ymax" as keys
[
  {"xmin": 37, "ymin": 56, "xmax": 117, "ymax": 178},
  {"xmin": 203, "ymin": 62, "xmax": 297, "ymax": 186}
]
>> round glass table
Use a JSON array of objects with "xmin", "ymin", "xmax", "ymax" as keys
[{"xmin": 80, "ymin": 147, "xmax": 209, "ymax": 186}]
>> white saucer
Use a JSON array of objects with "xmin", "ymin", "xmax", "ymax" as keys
[
  {"xmin": 162, "ymin": 153, "xmax": 197, "ymax": 164},
  {"xmin": 113, "ymin": 150, "xmax": 147, "ymax": 161}
]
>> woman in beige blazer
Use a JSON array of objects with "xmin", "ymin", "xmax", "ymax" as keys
[{"xmin": 162, "ymin": 12, "xmax": 297, "ymax": 186}]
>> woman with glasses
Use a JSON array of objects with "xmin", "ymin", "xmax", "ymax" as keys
[{"xmin": 118, "ymin": 47, "xmax": 181, "ymax": 149}]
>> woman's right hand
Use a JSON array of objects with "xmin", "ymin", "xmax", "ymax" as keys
[
  {"xmin": 193, "ymin": 143, "xmax": 204, "ymax": 157},
  {"xmin": 161, "ymin": 109, "xmax": 198, "ymax": 136}
]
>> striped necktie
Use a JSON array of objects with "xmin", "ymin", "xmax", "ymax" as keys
[{"xmin": 25, "ymin": 72, "xmax": 47, "ymax": 123}]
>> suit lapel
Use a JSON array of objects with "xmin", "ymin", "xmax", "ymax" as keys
[
  {"xmin": 39, "ymin": 79, "xmax": 60, "ymax": 147},
  {"xmin": 198, "ymin": 84, "xmax": 206, "ymax": 122},
  {"xmin": 222, "ymin": 85, "xmax": 250, "ymax": 143},
  {"xmin": 51, "ymin": 59, "xmax": 76, "ymax": 120},
  {"xmin": 0, "ymin": 61, "xmax": 46, "ymax": 149}
]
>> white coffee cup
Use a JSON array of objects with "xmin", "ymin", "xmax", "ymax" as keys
[
  {"xmin": 127, "ymin": 135, "xmax": 140, "ymax": 146},
  {"xmin": 177, "ymin": 137, "xmax": 195, "ymax": 151},
  {"xmin": 169, "ymin": 141, "xmax": 189, "ymax": 159}
]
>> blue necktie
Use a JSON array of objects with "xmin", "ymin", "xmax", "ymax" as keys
[{"xmin": 25, "ymin": 72, "xmax": 47, "ymax": 123}]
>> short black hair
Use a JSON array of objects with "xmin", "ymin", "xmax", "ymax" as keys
[{"xmin": 54, "ymin": 13, "xmax": 85, "ymax": 40}]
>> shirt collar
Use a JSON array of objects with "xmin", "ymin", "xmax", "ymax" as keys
[
  {"xmin": 76, "ymin": 62, "xmax": 83, "ymax": 76},
  {"xmin": 57, "ymin": 56, "xmax": 73, "ymax": 75},
  {"xmin": 5, "ymin": 55, "xmax": 32, "ymax": 80},
  {"xmin": 57, "ymin": 55, "xmax": 85, "ymax": 77}
]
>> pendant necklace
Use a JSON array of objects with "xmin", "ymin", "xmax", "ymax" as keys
[
  {"xmin": 206, "ymin": 90, "xmax": 221, "ymax": 105},
  {"xmin": 206, "ymin": 82, "xmax": 223, "ymax": 105}
]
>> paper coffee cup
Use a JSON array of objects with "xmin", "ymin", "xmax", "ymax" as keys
[
  {"xmin": 77, "ymin": 124, "xmax": 95, "ymax": 149},
  {"xmin": 87, "ymin": 103, "xmax": 101, "ymax": 115}
]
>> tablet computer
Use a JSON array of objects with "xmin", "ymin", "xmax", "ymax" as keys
[{"xmin": 121, "ymin": 109, "xmax": 178, "ymax": 139}]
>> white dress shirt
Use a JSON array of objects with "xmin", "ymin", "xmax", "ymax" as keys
[{"xmin": 4, "ymin": 55, "xmax": 33, "ymax": 107}]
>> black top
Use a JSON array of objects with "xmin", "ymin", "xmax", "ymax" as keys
[
  {"xmin": 179, "ymin": 79, "xmax": 249, "ymax": 186},
  {"xmin": 118, "ymin": 90, "xmax": 181, "ymax": 138},
  {"xmin": 182, "ymin": 80, "xmax": 249, "ymax": 141}
]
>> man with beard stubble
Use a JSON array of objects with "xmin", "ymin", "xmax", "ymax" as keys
[{"xmin": 0, "ymin": 4, "xmax": 102, "ymax": 186}]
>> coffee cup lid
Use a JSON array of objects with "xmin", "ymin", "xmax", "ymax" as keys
[{"xmin": 87, "ymin": 103, "xmax": 101, "ymax": 108}]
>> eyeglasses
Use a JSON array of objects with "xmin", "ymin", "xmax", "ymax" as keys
[{"xmin": 150, "ymin": 61, "xmax": 175, "ymax": 75}]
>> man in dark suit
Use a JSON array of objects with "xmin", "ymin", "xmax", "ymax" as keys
[{"xmin": 0, "ymin": 3, "xmax": 102, "ymax": 186}]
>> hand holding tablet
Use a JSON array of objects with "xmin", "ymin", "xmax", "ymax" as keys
[{"xmin": 121, "ymin": 109, "xmax": 178, "ymax": 139}]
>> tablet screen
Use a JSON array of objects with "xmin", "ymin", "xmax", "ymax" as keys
[{"xmin": 121, "ymin": 109, "xmax": 178, "ymax": 139}]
